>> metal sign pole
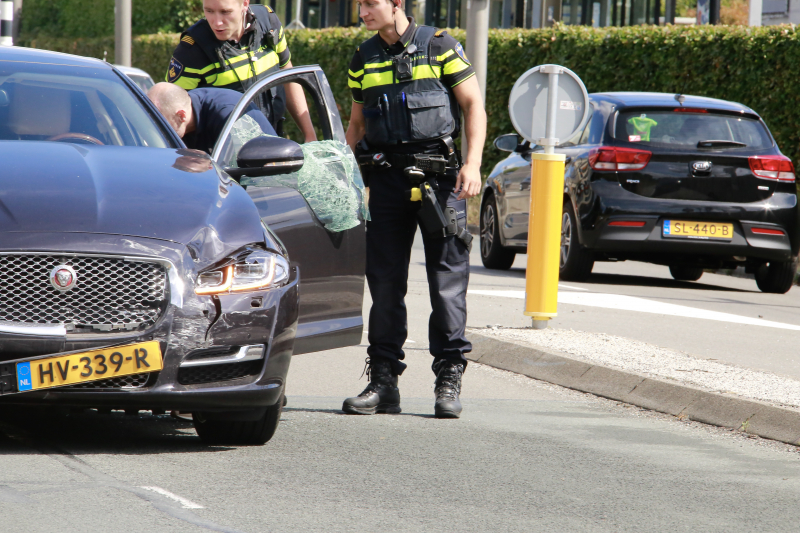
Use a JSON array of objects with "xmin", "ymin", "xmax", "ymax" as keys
[
  {"xmin": 114, "ymin": 0, "xmax": 132, "ymax": 67},
  {"xmin": 508, "ymin": 64, "xmax": 588, "ymax": 329},
  {"xmin": 525, "ymin": 67, "xmax": 566, "ymax": 328},
  {"xmin": 0, "ymin": 0, "xmax": 13, "ymax": 47}
]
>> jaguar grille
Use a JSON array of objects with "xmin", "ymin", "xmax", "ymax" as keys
[{"xmin": 0, "ymin": 254, "xmax": 168, "ymax": 333}]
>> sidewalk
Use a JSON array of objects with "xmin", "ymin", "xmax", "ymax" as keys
[{"xmin": 467, "ymin": 326, "xmax": 800, "ymax": 445}]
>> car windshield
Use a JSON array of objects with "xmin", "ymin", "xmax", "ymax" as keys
[
  {"xmin": 0, "ymin": 60, "xmax": 170, "ymax": 148},
  {"xmin": 615, "ymin": 109, "xmax": 773, "ymax": 150}
]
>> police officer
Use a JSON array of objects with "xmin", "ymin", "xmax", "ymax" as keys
[
  {"xmin": 167, "ymin": 0, "xmax": 316, "ymax": 141},
  {"xmin": 148, "ymin": 82, "xmax": 276, "ymax": 154},
  {"xmin": 343, "ymin": 0, "xmax": 486, "ymax": 418}
]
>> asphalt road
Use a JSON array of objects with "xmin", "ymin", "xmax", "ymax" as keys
[
  {"xmin": 452, "ymin": 234, "xmax": 800, "ymax": 380},
  {"xmin": 1, "ymin": 348, "xmax": 800, "ymax": 532},
  {"xmin": 0, "ymin": 234, "xmax": 800, "ymax": 531}
]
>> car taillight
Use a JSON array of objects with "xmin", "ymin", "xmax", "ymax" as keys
[
  {"xmin": 749, "ymin": 155, "xmax": 796, "ymax": 182},
  {"xmin": 751, "ymin": 227, "xmax": 785, "ymax": 236},
  {"xmin": 608, "ymin": 220, "xmax": 647, "ymax": 227},
  {"xmin": 589, "ymin": 147, "xmax": 652, "ymax": 171}
]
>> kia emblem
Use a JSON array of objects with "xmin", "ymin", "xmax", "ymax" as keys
[
  {"xmin": 692, "ymin": 161, "xmax": 712, "ymax": 172},
  {"xmin": 50, "ymin": 265, "xmax": 77, "ymax": 292}
]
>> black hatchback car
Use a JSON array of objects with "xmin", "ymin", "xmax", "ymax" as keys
[
  {"xmin": 481, "ymin": 92, "xmax": 799, "ymax": 293},
  {"xmin": 0, "ymin": 47, "xmax": 367, "ymax": 444}
]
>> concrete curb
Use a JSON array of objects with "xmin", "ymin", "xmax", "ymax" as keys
[{"xmin": 467, "ymin": 331, "xmax": 800, "ymax": 446}]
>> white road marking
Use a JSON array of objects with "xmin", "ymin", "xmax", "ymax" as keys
[
  {"xmin": 467, "ymin": 289, "xmax": 800, "ymax": 331},
  {"xmin": 558, "ymin": 284, "xmax": 589, "ymax": 291},
  {"xmin": 140, "ymin": 486, "xmax": 204, "ymax": 509},
  {"xmin": 404, "ymin": 339, "xmax": 416, "ymax": 344}
]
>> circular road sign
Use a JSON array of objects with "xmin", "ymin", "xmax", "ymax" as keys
[{"xmin": 508, "ymin": 64, "xmax": 590, "ymax": 145}]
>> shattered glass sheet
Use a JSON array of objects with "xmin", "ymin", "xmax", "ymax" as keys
[{"xmin": 243, "ymin": 140, "xmax": 369, "ymax": 232}]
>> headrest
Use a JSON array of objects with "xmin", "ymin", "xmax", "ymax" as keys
[{"xmin": 8, "ymin": 86, "xmax": 71, "ymax": 136}]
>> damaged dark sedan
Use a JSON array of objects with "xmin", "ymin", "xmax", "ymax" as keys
[{"xmin": 0, "ymin": 47, "xmax": 367, "ymax": 444}]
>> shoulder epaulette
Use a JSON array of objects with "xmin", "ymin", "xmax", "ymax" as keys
[
  {"xmin": 435, "ymin": 29, "xmax": 447, "ymax": 37},
  {"xmin": 266, "ymin": 5, "xmax": 273, "ymax": 11},
  {"xmin": 181, "ymin": 35, "xmax": 195, "ymax": 45}
]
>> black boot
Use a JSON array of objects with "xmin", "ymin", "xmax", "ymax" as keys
[
  {"xmin": 342, "ymin": 357, "xmax": 401, "ymax": 415},
  {"xmin": 433, "ymin": 359, "xmax": 464, "ymax": 419}
]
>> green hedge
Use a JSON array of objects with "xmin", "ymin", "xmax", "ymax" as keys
[
  {"xmin": 18, "ymin": 25, "xmax": 800, "ymax": 175},
  {"xmin": 20, "ymin": 0, "xmax": 203, "ymax": 38}
]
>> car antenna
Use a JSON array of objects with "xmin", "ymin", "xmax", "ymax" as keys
[{"xmin": 674, "ymin": 93, "xmax": 685, "ymax": 106}]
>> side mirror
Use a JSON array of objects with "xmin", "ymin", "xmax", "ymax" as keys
[
  {"xmin": 224, "ymin": 136, "xmax": 305, "ymax": 179},
  {"xmin": 494, "ymin": 133, "xmax": 520, "ymax": 153}
]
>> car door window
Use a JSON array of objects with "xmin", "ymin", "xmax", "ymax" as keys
[{"xmin": 212, "ymin": 68, "xmax": 368, "ymax": 232}]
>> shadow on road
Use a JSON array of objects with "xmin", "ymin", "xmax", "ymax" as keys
[
  {"xmin": 585, "ymin": 273, "xmax": 751, "ymax": 293},
  {"xmin": 284, "ymin": 406, "xmax": 436, "ymax": 419},
  {"xmin": 0, "ymin": 409, "xmax": 232, "ymax": 454}
]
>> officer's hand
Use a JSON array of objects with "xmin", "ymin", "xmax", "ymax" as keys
[{"xmin": 455, "ymin": 163, "xmax": 482, "ymax": 200}]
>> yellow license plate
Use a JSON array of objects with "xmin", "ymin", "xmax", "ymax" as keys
[
  {"xmin": 16, "ymin": 341, "xmax": 162, "ymax": 392},
  {"xmin": 663, "ymin": 220, "xmax": 734, "ymax": 240}
]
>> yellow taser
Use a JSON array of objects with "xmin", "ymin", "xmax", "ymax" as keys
[{"xmin": 524, "ymin": 152, "xmax": 567, "ymax": 328}]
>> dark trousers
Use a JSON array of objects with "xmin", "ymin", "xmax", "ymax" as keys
[{"xmin": 365, "ymin": 166, "xmax": 472, "ymax": 376}]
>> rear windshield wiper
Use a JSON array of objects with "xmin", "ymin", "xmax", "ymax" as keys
[{"xmin": 697, "ymin": 140, "xmax": 747, "ymax": 149}]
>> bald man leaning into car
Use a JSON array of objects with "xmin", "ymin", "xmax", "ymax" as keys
[{"xmin": 148, "ymin": 82, "xmax": 275, "ymax": 155}]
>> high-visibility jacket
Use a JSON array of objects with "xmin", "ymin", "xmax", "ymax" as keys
[
  {"xmin": 166, "ymin": 5, "xmax": 289, "ymax": 131},
  {"xmin": 356, "ymin": 26, "xmax": 462, "ymax": 147}
]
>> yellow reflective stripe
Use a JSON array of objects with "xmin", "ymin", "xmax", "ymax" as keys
[
  {"xmin": 443, "ymin": 58, "xmax": 470, "ymax": 76},
  {"xmin": 348, "ymin": 78, "xmax": 362, "ymax": 89},
  {"xmin": 184, "ymin": 63, "xmax": 215, "ymax": 75},
  {"xmin": 437, "ymin": 49, "xmax": 455, "ymax": 62},
  {"xmin": 212, "ymin": 51, "xmax": 280, "ymax": 86},
  {"xmin": 349, "ymin": 69, "xmax": 364, "ymax": 78},
  {"xmin": 224, "ymin": 49, "xmax": 253, "ymax": 65},
  {"xmin": 353, "ymin": 98, "xmax": 364, "ymax": 104},
  {"xmin": 172, "ymin": 75, "xmax": 200, "ymax": 90},
  {"xmin": 275, "ymin": 36, "xmax": 287, "ymax": 54},
  {"xmin": 255, "ymin": 50, "xmax": 280, "ymax": 74},
  {"xmin": 450, "ymin": 71, "xmax": 476, "ymax": 87},
  {"xmin": 361, "ymin": 70, "xmax": 394, "ymax": 90},
  {"xmin": 412, "ymin": 64, "xmax": 441, "ymax": 80},
  {"xmin": 364, "ymin": 60, "xmax": 393, "ymax": 70}
]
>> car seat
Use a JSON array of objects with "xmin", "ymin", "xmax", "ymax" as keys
[{"xmin": 7, "ymin": 84, "xmax": 71, "ymax": 140}]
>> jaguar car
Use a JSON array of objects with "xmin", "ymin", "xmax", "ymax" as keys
[
  {"xmin": 481, "ymin": 92, "xmax": 800, "ymax": 293},
  {"xmin": 0, "ymin": 47, "xmax": 366, "ymax": 444}
]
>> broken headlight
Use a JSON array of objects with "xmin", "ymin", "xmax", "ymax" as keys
[{"xmin": 195, "ymin": 251, "xmax": 290, "ymax": 295}]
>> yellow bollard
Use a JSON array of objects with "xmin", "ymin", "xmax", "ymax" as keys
[{"xmin": 524, "ymin": 152, "xmax": 567, "ymax": 329}]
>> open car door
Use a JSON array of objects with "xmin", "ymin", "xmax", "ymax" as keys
[{"xmin": 211, "ymin": 66, "xmax": 366, "ymax": 355}]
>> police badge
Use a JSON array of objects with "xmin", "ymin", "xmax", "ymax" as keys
[
  {"xmin": 455, "ymin": 43, "xmax": 470, "ymax": 65},
  {"xmin": 168, "ymin": 57, "xmax": 184, "ymax": 83}
]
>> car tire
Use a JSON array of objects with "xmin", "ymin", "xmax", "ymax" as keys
[
  {"xmin": 480, "ymin": 195, "xmax": 516, "ymax": 270},
  {"xmin": 755, "ymin": 260, "xmax": 797, "ymax": 294},
  {"xmin": 193, "ymin": 394, "xmax": 284, "ymax": 446},
  {"xmin": 669, "ymin": 265, "xmax": 704, "ymax": 282},
  {"xmin": 560, "ymin": 202, "xmax": 594, "ymax": 281}
]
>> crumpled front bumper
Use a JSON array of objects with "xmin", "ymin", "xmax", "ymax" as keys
[{"xmin": 0, "ymin": 232, "xmax": 299, "ymax": 412}]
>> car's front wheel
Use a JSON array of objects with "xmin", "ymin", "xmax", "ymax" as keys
[
  {"xmin": 193, "ymin": 394, "xmax": 284, "ymax": 445},
  {"xmin": 755, "ymin": 260, "xmax": 797, "ymax": 294},
  {"xmin": 480, "ymin": 195, "xmax": 516, "ymax": 270},
  {"xmin": 669, "ymin": 265, "xmax": 704, "ymax": 282},
  {"xmin": 560, "ymin": 202, "xmax": 594, "ymax": 281}
]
